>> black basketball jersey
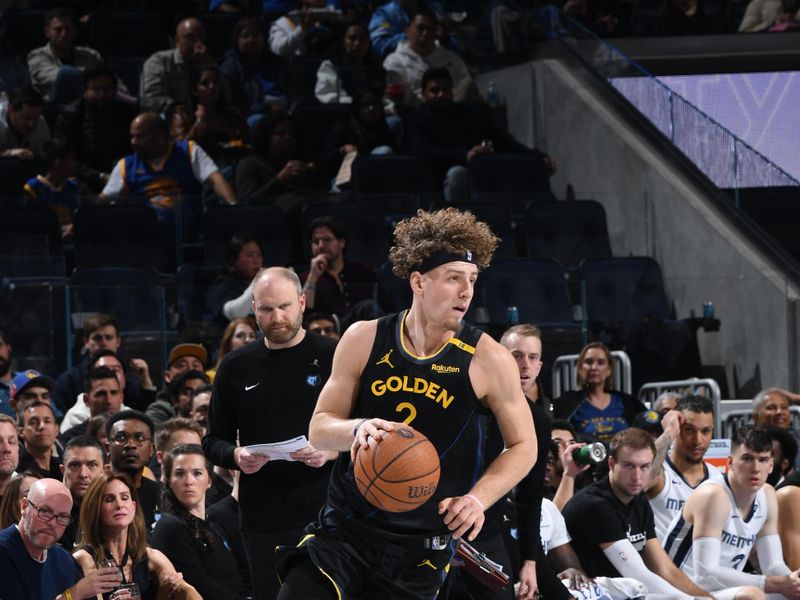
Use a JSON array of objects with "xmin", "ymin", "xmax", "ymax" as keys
[{"xmin": 326, "ymin": 311, "xmax": 489, "ymax": 534}]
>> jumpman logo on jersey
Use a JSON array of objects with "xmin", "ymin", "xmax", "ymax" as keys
[
  {"xmin": 376, "ymin": 349, "xmax": 395, "ymax": 369},
  {"xmin": 417, "ymin": 559, "xmax": 437, "ymax": 570}
]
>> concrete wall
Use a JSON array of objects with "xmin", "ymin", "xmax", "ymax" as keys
[{"xmin": 475, "ymin": 60, "xmax": 800, "ymax": 392}]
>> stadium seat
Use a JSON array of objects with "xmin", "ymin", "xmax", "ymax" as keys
[
  {"xmin": 108, "ymin": 56, "xmax": 145, "ymax": 98},
  {"xmin": 91, "ymin": 12, "xmax": 170, "ymax": 58},
  {"xmin": 292, "ymin": 103, "xmax": 350, "ymax": 163},
  {"xmin": 468, "ymin": 154, "xmax": 554, "ymax": 204},
  {"xmin": 475, "ymin": 258, "xmax": 576, "ymax": 326},
  {"xmin": 377, "ymin": 261, "xmax": 411, "ymax": 314},
  {"xmin": 450, "ymin": 202, "xmax": 517, "ymax": 259},
  {"xmin": 352, "ymin": 155, "xmax": 435, "ymax": 212},
  {"xmin": 523, "ymin": 200, "xmax": 612, "ymax": 268},
  {"xmin": 176, "ymin": 263, "xmax": 224, "ymax": 325},
  {"xmin": 201, "ymin": 205, "xmax": 294, "ymax": 267},
  {"xmin": 579, "ymin": 255, "xmax": 672, "ymax": 348},
  {"xmin": 0, "ymin": 158, "xmax": 43, "ymax": 201},
  {"xmin": 0, "ymin": 206, "xmax": 62, "ymax": 255},
  {"xmin": 300, "ymin": 203, "xmax": 389, "ymax": 269},
  {"xmin": 73, "ymin": 205, "xmax": 162, "ymax": 269},
  {"xmin": 0, "ymin": 10, "xmax": 47, "ymax": 59},
  {"xmin": 70, "ymin": 265, "xmax": 167, "ymax": 333},
  {"xmin": 198, "ymin": 12, "xmax": 241, "ymax": 60}
]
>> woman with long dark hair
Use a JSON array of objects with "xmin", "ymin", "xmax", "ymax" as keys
[
  {"xmin": 169, "ymin": 64, "xmax": 248, "ymax": 166},
  {"xmin": 151, "ymin": 444, "xmax": 250, "ymax": 600},
  {"xmin": 73, "ymin": 472, "xmax": 200, "ymax": 600},
  {"xmin": 235, "ymin": 110, "xmax": 319, "ymax": 208},
  {"xmin": 206, "ymin": 233, "xmax": 264, "ymax": 330}
]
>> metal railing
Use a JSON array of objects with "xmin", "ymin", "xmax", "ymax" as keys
[{"xmin": 638, "ymin": 378, "xmax": 722, "ymax": 433}]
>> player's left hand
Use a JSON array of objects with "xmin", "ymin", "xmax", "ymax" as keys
[
  {"xmin": 291, "ymin": 444, "xmax": 332, "ymax": 468},
  {"xmin": 517, "ymin": 559, "xmax": 539, "ymax": 599},
  {"xmin": 439, "ymin": 494, "xmax": 485, "ymax": 541}
]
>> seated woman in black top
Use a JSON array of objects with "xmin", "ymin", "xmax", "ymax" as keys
[
  {"xmin": 206, "ymin": 233, "xmax": 264, "ymax": 332},
  {"xmin": 151, "ymin": 444, "xmax": 250, "ymax": 600},
  {"xmin": 320, "ymin": 86, "xmax": 397, "ymax": 187},
  {"xmin": 553, "ymin": 342, "xmax": 646, "ymax": 443},
  {"xmin": 234, "ymin": 110, "xmax": 321, "ymax": 209},
  {"xmin": 73, "ymin": 472, "xmax": 200, "ymax": 600}
]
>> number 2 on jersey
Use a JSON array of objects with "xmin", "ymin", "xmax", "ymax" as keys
[
  {"xmin": 395, "ymin": 401, "xmax": 417, "ymax": 425},
  {"xmin": 731, "ymin": 553, "xmax": 745, "ymax": 570}
]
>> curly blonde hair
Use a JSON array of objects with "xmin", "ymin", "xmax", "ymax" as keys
[{"xmin": 389, "ymin": 208, "xmax": 499, "ymax": 278}]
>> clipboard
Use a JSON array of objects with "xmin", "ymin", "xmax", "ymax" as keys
[{"xmin": 454, "ymin": 539, "xmax": 510, "ymax": 593}]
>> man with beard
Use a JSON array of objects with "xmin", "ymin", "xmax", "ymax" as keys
[
  {"xmin": 204, "ymin": 266, "xmax": 337, "ymax": 599},
  {"xmin": 645, "ymin": 394, "xmax": 723, "ymax": 542},
  {"xmin": 58, "ymin": 436, "xmax": 105, "ymax": 549},
  {"xmin": 105, "ymin": 409, "xmax": 161, "ymax": 532},
  {"xmin": 0, "ymin": 478, "xmax": 120, "ymax": 599},
  {"xmin": 0, "ymin": 414, "xmax": 20, "ymax": 502},
  {"xmin": 53, "ymin": 64, "xmax": 137, "ymax": 193},
  {"xmin": 0, "ymin": 329, "xmax": 16, "ymax": 417},
  {"xmin": 300, "ymin": 216, "xmax": 381, "ymax": 332}
]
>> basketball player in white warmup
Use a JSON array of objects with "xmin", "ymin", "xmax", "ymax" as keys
[
  {"xmin": 664, "ymin": 425, "xmax": 800, "ymax": 600},
  {"xmin": 646, "ymin": 395, "xmax": 724, "ymax": 542}
]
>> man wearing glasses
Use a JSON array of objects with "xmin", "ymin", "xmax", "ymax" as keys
[
  {"xmin": 105, "ymin": 410, "xmax": 162, "ymax": 532},
  {"xmin": 0, "ymin": 478, "xmax": 120, "ymax": 599}
]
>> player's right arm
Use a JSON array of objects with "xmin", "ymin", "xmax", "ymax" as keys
[
  {"xmin": 645, "ymin": 409, "xmax": 681, "ymax": 497},
  {"xmin": 309, "ymin": 320, "xmax": 402, "ymax": 456}
]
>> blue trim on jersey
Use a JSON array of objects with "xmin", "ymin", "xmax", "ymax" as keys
[
  {"xmin": 470, "ymin": 415, "xmax": 485, "ymax": 487},
  {"xmin": 438, "ymin": 410, "xmax": 477, "ymax": 461},
  {"xmin": 723, "ymin": 474, "xmax": 758, "ymax": 523},
  {"xmin": 664, "ymin": 515, "xmax": 683, "ymax": 554},
  {"xmin": 672, "ymin": 524, "xmax": 694, "ymax": 568}
]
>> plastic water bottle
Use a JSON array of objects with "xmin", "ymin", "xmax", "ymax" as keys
[
  {"xmin": 703, "ymin": 301, "xmax": 715, "ymax": 319},
  {"xmin": 486, "ymin": 81, "xmax": 499, "ymax": 108},
  {"xmin": 506, "ymin": 306, "xmax": 519, "ymax": 326}
]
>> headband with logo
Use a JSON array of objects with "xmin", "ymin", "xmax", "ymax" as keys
[{"xmin": 415, "ymin": 249, "xmax": 476, "ymax": 274}]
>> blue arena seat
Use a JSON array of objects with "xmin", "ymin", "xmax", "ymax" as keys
[
  {"xmin": 73, "ymin": 205, "xmax": 162, "ymax": 269},
  {"xmin": 524, "ymin": 200, "xmax": 612, "ymax": 268},
  {"xmin": 202, "ymin": 205, "xmax": 294, "ymax": 267},
  {"xmin": 468, "ymin": 154, "xmax": 554, "ymax": 204},
  {"xmin": 176, "ymin": 263, "xmax": 224, "ymax": 325}
]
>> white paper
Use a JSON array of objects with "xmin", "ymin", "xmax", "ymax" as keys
[{"xmin": 245, "ymin": 435, "xmax": 309, "ymax": 461}]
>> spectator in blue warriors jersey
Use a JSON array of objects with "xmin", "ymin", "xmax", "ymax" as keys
[
  {"xmin": 275, "ymin": 207, "xmax": 538, "ymax": 600},
  {"xmin": 23, "ymin": 139, "xmax": 83, "ymax": 239},
  {"xmin": 100, "ymin": 112, "xmax": 237, "ymax": 225}
]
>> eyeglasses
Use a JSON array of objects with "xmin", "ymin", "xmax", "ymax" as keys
[
  {"xmin": 27, "ymin": 499, "xmax": 72, "ymax": 527},
  {"xmin": 111, "ymin": 432, "xmax": 151, "ymax": 446}
]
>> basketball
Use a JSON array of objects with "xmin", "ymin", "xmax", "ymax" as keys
[{"xmin": 353, "ymin": 426, "xmax": 441, "ymax": 513}]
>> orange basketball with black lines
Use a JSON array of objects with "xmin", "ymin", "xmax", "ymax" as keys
[{"xmin": 353, "ymin": 427, "xmax": 441, "ymax": 513}]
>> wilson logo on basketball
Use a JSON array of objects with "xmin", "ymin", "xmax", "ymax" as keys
[
  {"xmin": 431, "ymin": 364, "xmax": 459, "ymax": 374},
  {"xmin": 408, "ymin": 483, "xmax": 437, "ymax": 499}
]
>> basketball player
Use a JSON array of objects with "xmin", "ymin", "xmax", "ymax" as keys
[
  {"xmin": 646, "ymin": 395, "xmax": 723, "ymax": 541},
  {"xmin": 664, "ymin": 425, "xmax": 800, "ymax": 599},
  {"xmin": 276, "ymin": 208, "xmax": 537, "ymax": 600}
]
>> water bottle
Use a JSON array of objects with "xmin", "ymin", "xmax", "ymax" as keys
[
  {"xmin": 486, "ymin": 81, "xmax": 499, "ymax": 108},
  {"xmin": 572, "ymin": 442, "xmax": 607, "ymax": 466},
  {"xmin": 506, "ymin": 306, "xmax": 519, "ymax": 326},
  {"xmin": 702, "ymin": 301, "xmax": 715, "ymax": 319}
]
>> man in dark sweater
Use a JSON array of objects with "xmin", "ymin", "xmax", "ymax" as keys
[
  {"xmin": 406, "ymin": 67, "xmax": 553, "ymax": 203},
  {"xmin": 203, "ymin": 267, "xmax": 337, "ymax": 600}
]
